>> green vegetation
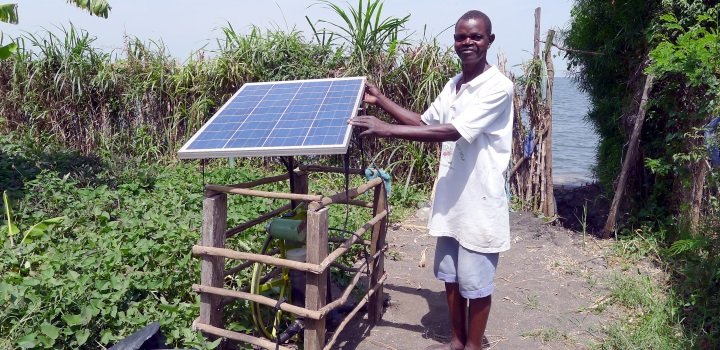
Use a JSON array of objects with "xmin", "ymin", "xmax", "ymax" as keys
[
  {"xmin": 521, "ymin": 328, "xmax": 572, "ymax": 345},
  {"xmin": 601, "ymin": 272, "xmax": 685, "ymax": 349},
  {"xmin": 0, "ymin": 3, "xmax": 18, "ymax": 58},
  {"xmin": 0, "ymin": 4, "xmax": 456, "ymax": 184},
  {"xmin": 0, "ymin": 1, "xmax": 111, "ymax": 59},
  {"xmin": 566, "ymin": 1, "xmax": 720, "ymax": 348},
  {"xmin": 0, "ymin": 3, "xmax": 440, "ymax": 346},
  {"xmin": 66, "ymin": 0, "xmax": 111, "ymax": 18},
  {"xmin": 0, "ymin": 132, "xmax": 266, "ymax": 348},
  {"xmin": 0, "ymin": 2, "xmax": 441, "ymax": 346},
  {"xmin": 0, "ymin": 131, "xmax": 425, "ymax": 349}
]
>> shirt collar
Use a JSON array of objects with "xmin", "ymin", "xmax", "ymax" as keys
[{"xmin": 452, "ymin": 65, "xmax": 498, "ymax": 90}]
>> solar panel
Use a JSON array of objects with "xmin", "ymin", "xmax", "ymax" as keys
[{"xmin": 177, "ymin": 77, "xmax": 365, "ymax": 159}]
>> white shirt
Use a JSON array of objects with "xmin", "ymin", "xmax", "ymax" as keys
[{"xmin": 421, "ymin": 66, "xmax": 514, "ymax": 253}]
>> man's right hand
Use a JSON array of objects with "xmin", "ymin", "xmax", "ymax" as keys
[
  {"xmin": 348, "ymin": 115, "xmax": 391, "ymax": 138},
  {"xmin": 364, "ymin": 81, "xmax": 382, "ymax": 105},
  {"xmin": 361, "ymin": 80, "xmax": 424, "ymax": 127}
]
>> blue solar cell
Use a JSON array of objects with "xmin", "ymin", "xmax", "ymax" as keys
[
  {"xmin": 178, "ymin": 77, "xmax": 364, "ymax": 158},
  {"xmin": 283, "ymin": 111, "xmax": 316, "ymax": 120},
  {"xmin": 277, "ymin": 119, "xmax": 313, "ymax": 129},
  {"xmin": 226, "ymin": 137, "xmax": 263, "ymax": 148}
]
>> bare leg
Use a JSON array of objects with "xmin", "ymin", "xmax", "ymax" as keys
[
  {"xmin": 465, "ymin": 295, "xmax": 491, "ymax": 350},
  {"xmin": 446, "ymin": 282, "xmax": 466, "ymax": 350}
]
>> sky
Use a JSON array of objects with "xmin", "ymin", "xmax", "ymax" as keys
[{"xmin": 1, "ymin": 0, "xmax": 576, "ymax": 76}]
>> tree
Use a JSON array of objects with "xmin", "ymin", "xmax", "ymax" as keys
[
  {"xmin": 0, "ymin": 0, "xmax": 111, "ymax": 59},
  {"xmin": 0, "ymin": 3, "xmax": 18, "ymax": 59}
]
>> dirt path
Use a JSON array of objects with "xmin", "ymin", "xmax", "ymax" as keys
[{"xmin": 333, "ymin": 207, "xmax": 617, "ymax": 350}]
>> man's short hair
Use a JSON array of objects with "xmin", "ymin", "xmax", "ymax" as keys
[{"xmin": 457, "ymin": 10, "xmax": 492, "ymax": 34}]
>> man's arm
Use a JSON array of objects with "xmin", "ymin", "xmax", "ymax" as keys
[
  {"xmin": 349, "ymin": 115, "xmax": 461, "ymax": 142},
  {"xmin": 364, "ymin": 82, "xmax": 425, "ymax": 126}
]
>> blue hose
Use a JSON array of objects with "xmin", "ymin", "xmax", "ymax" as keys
[{"xmin": 365, "ymin": 166, "xmax": 392, "ymax": 197}]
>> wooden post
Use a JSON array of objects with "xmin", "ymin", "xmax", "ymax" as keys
[
  {"xmin": 199, "ymin": 191, "xmax": 227, "ymax": 334},
  {"xmin": 533, "ymin": 7, "xmax": 541, "ymax": 58},
  {"xmin": 543, "ymin": 30, "xmax": 556, "ymax": 218},
  {"xmin": 368, "ymin": 183, "xmax": 388, "ymax": 324},
  {"xmin": 690, "ymin": 160, "xmax": 709, "ymax": 234},
  {"xmin": 603, "ymin": 75, "xmax": 655, "ymax": 238},
  {"xmin": 292, "ymin": 166, "xmax": 309, "ymax": 197},
  {"xmin": 305, "ymin": 203, "xmax": 328, "ymax": 350}
]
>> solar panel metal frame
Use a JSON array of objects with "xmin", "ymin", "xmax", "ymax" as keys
[{"xmin": 177, "ymin": 76, "xmax": 365, "ymax": 159}]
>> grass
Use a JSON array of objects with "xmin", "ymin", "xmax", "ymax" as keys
[
  {"xmin": 598, "ymin": 272, "xmax": 686, "ymax": 350},
  {"xmin": 0, "ymin": 15, "xmax": 455, "ymax": 186},
  {"xmin": 521, "ymin": 293, "xmax": 541, "ymax": 310},
  {"xmin": 577, "ymin": 200, "xmax": 589, "ymax": 247},
  {"xmin": 521, "ymin": 328, "xmax": 572, "ymax": 344},
  {"xmin": 590, "ymin": 235, "xmax": 690, "ymax": 350}
]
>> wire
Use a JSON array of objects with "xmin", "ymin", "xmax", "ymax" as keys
[
  {"xmin": 273, "ymin": 296, "xmax": 286, "ymax": 350},
  {"xmin": 201, "ymin": 159, "xmax": 206, "ymax": 190},
  {"xmin": 280, "ymin": 156, "xmax": 297, "ymax": 210},
  {"xmin": 343, "ymin": 136, "xmax": 377, "ymax": 293}
]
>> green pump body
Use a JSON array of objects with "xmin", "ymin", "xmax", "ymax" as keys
[{"xmin": 265, "ymin": 209, "xmax": 307, "ymax": 243}]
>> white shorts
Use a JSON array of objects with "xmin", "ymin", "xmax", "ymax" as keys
[{"xmin": 433, "ymin": 236, "xmax": 499, "ymax": 299}]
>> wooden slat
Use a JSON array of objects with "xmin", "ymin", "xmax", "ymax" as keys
[
  {"xmin": 205, "ymin": 185, "xmax": 323, "ymax": 202},
  {"xmin": 299, "ymin": 164, "xmax": 365, "ymax": 175},
  {"xmin": 192, "ymin": 245, "xmax": 321, "ymax": 274},
  {"xmin": 330, "ymin": 262, "xmax": 361, "ymax": 273},
  {"xmin": 225, "ymin": 203, "xmax": 291, "ymax": 239},
  {"xmin": 322, "ymin": 273, "xmax": 388, "ymax": 350},
  {"xmin": 318, "ymin": 177, "xmax": 382, "ymax": 208},
  {"xmin": 193, "ymin": 284, "xmax": 322, "ymax": 320},
  {"xmin": 317, "ymin": 210, "xmax": 387, "ymax": 272},
  {"xmin": 328, "ymin": 236, "xmax": 372, "ymax": 245},
  {"xmin": 223, "ymin": 247, "xmax": 280, "ymax": 276},
  {"xmin": 226, "ymin": 173, "xmax": 289, "ymax": 189},
  {"xmin": 317, "ymin": 256, "xmax": 368, "ymax": 315},
  {"xmin": 193, "ymin": 321, "xmax": 293, "ymax": 350},
  {"xmin": 335, "ymin": 198, "xmax": 374, "ymax": 208}
]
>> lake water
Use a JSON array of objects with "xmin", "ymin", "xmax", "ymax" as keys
[{"xmin": 550, "ymin": 77, "xmax": 598, "ymax": 186}]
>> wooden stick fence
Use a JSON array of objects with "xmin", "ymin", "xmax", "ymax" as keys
[{"xmin": 192, "ymin": 165, "xmax": 389, "ymax": 350}]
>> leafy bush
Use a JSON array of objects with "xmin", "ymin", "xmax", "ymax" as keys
[
  {"xmin": 0, "ymin": 133, "xmax": 280, "ymax": 348},
  {"xmin": 567, "ymin": 1, "xmax": 720, "ymax": 347},
  {"xmin": 0, "ymin": 132, "xmax": 425, "ymax": 349}
]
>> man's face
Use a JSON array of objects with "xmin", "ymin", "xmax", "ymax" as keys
[{"xmin": 454, "ymin": 18, "xmax": 494, "ymax": 66}]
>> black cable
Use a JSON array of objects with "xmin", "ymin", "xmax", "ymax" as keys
[
  {"xmin": 350, "ymin": 117, "xmax": 368, "ymax": 169},
  {"xmin": 358, "ymin": 132, "xmax": 367, "ymax": 169},
  {"xmin": 280, "ymin": 156, "xmax": 297, "ymax": 210},
  {"xmin": 201, "ymin": 159, "xmax": 206, "ymax": 190},
  {"xmin": 272, "ymin": 296, "xmax": 286, "ymax": 350},
  {"xmin": 343, "ymin": 149, "xmax": 351, "ymax": 231},
  {"xmin": 340, "ymin": 144, "xmax": 374, "ymax": 293}
]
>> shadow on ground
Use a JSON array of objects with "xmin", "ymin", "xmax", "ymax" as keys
[
  {"xmin": 0, "ymin": 138, "xmax": 107, "ymax": 200},
  {"xmin": 555, "ymin": 183, "xmax": 610, "ymax": 236},
  {"xmin": 331, "ymin": 283, "xmax": 449, "ymax": 350}
]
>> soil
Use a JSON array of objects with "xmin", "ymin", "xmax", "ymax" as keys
[
  {"xmin": 330, "ymin": 185, "xmax": 622, "ymax": 350},
  {"xmin": 555, "ymin": 183, "xmax": 610, "ymax": 236}
]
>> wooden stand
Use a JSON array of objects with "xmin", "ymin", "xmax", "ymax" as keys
[{"xmin": 191, "ymin": 164, "xmax": 389, "ymax": 350}]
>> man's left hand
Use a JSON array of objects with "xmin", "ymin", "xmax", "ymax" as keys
[{"xmin": 348, "ymin": 115, "xmax": 391, "ymax": 137}]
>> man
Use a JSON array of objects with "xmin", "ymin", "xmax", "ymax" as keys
[{"xmin": 349, "ymin": 10, "xmax": 513, "ymax": 350}]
